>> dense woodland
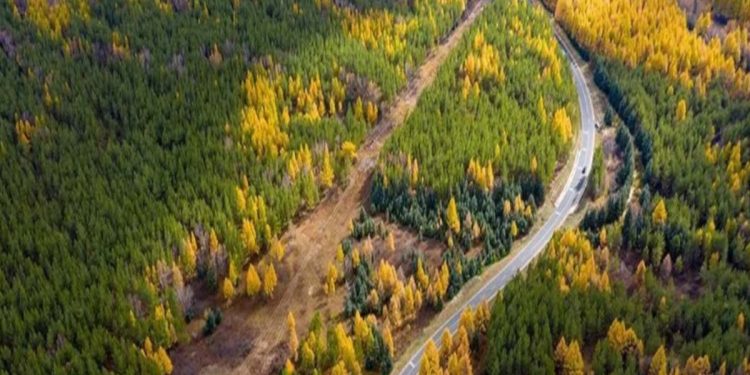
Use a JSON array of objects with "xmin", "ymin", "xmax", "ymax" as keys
[
  {"xmin": 469, "ymin": 0, "xmax": 750, "ymax": 373},
  {"xmin": 482, "ymin": 229, "xmax": 750, "ymax": 374},
  {"xmin": 280, "ymin": 2, "xmax": 578, "ymax": 373},
  {"xmin": 368, "ymin": 0, "xmax": 577, "ymax": 306},
  {"xmin": 0, "ymin": 0, "xmax": 468, "ymax": 373}
]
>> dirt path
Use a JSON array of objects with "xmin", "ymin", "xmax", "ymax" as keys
[{"xmin": 170, "ymin": 1, "xmax": 489, "ymax": 374}]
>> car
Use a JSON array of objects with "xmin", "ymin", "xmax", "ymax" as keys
[{"xmin": 582, "ymin": 167, "xmax": 586, "ymax": 174}]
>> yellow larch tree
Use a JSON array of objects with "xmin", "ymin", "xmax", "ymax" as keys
[
  {"xmin": 649, "ymin": 345, "xmax": 668, "ymax": 375},
  {"xmin": 182, "ymin": 234, "xmax": 197, "ymax": 277},
  {"xmin": 221, "ymin": 277, "xmax": 235, "ymax": 304},
  {"xmin": 242, "ymin": 219, "xmax": 259, "ymax": 255},
  {"xmin": 263, "ymin": 262, "xmax": 278, "ymax": 298},
  {"xmin": 319, "ymin": 145, "xmax": 335, "ymax": 188},
  {"xmin": 236, "ymin": 186, "xmax": 247, "ymax": 213},
  {"xmin": 387, "ymin": 231, "xmax": 396, "ymax": 253},
  {"xmin": 245, "ymin": 264, "xmax": 261, "ymax": 296},
  {"xmin": 287, "ymin": 311, "xmax": 298, "ymax": 360},
  {"xmin": 676, "ymin": 99, "xmax": 688, "ymax": 122},
  {"xmin": 653, "ymin": 199, "xmax": 668, "ymax": 225},
  {"xmin": 552, "ymin": 108, "xmax": 573, "ymax": 144},
  {"xmin": 419, "ymin": 340, "xmax": 442, "ymax": 375},
  {"xmin": 325, "ymin": 261, "xmax": 338, "ymax": 296},
  {"xmin": 270, "ymin": 237, "xmax": 285, "ymax": 262},
  {"xmin": 446, "ymin": 197, "xmax": 461, "ymax": 234}
]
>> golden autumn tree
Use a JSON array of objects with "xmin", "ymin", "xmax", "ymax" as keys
[
  {"xmin": 319, "ymin": 145, "xmax": 335, "ymax": 188},
  {"xmin": 270, "ymin": 237, "xmax": 286, "ymax": 262},
  {"xmin": 282, "ymin": 359, "xmax": 295, "ymax": 375},
  {"xmin": 652, "ymin": 199, "xmax": 668, "ymax": 225},
  {"xmin": 325, "ymin": 261, "xmax": 338, "ymax": 296},
  {"xmin": 387, "ymin": 232, "xmax": 396, "ymax": 253},
  {"xmin": 607, "ymin": 319, "xmax": 644, "ymax": 355},
  {"xmin": 649, "ymin": 345, "xmax": 668, "ymax": 375},
  {"xmin": 181, "ymin": 234, "xmax": 197, "ymax": 278},
  {"xmin": 246, "ymin": 264, "xmax": 261, "ymax": 296},
  {"xmin": 439, "ymin": 329, "xmax": 453, "ymax": 361},
  {"xmin": 446, "ymin": 197, "xmax": 461, "ymax": 234},
  {"xmin": 287, "ymin": 311, "xmax": 298, "ymax": 360},
  {"xmin": 552, "ymin": 108, "xmax": 573, "ymax": 143},
  {"xmin": 562, "ymin": 340, "xmax": 584, "ymax": 375},
  {"xmin": 209, "ymin": 228, "xmax": 219, "ymax": 255},
  {"xmin": 221, "ymin": 277, "xmax": 235, "ymax": 304},
  {"xmin": 420, "ymin": 340, "xmax": 442, "ymax": 375},
  {"xmin": 242, "ymin": 219, "xmax": 259, "ymax": 255},
  {"xmin": 263, "ymin": 263, "xmax": 278, "ymax": 298},
  {"xmin": 382, "ymin": 322, "xmax": 395, "ymax": 358},
  {"xmin": 738, "ymin": 312, "xmax": 745, "ymax": 332},
  {"xmin": 155, "ymin": 346, "xmax": 174, "ymax": 374},
  {"xmin": 684, "ymin": 355, "xmax": 711, "ymax": 374},
  {"xmin": 676, "ymin": 99, "xmax": 688, "ymax": 122}
]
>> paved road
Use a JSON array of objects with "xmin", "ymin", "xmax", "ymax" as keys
[{"xmin": 395, "ymin": 21, "xmax": 596, "ymax": 375}]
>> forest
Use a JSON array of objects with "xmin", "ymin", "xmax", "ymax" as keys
[
  {"xmin": 368, "ymin": 0, "xmax": 577, "ymax": 297},
  {"xmin": 481, "ymin": 229, "xmax": 750, "ymax": 374},
  {"xmin": 454, "ymin": 0, "xmax": 750, "ymax": 373},
  {"xmin": 0, "ymin": 0, "xmax": 467, "ymax": 373},
  {"xmin": 280, "ymin": 0, "xmax": 579, "ymax": 373}
]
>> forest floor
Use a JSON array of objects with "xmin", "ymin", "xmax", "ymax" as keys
[{"xmin": 169, "ymin": 1, "xmax": 491, "ymax": 373}]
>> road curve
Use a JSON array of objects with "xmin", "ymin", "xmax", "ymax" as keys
[{"xmin": 394, "ymin": 19, "xmax": 596, "ymax": 375}]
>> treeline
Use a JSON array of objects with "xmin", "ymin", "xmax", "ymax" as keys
[
  {"xmin": 483, "ymin": 229, "xmax": 750, "ymax": 374},
  {"xmin": 0, "ymin": 0, "xmax": 467, "ymax": 373}
]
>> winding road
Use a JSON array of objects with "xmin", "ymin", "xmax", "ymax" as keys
[{"xmin": 394, "ymin": 20, "xmax": 597, "ymax": 375}]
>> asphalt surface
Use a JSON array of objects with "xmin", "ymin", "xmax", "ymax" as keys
[{"xmin": 395, "ymin": 24, "xmax": 597, "ymax": 375}]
